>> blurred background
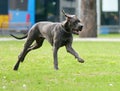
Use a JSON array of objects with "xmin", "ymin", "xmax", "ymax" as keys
[{"xmin": 0, "ymin": 0, "xmax": 120, "ymax": 37}]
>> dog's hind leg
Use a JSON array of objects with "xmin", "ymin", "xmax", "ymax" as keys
[
  {"xmin": 19, "ymin": 37, "xmax": 44, "ymax": 63},
  {"xmin": 13, "ymin": 37, "xmax": 34, "ymax": 70},
  {"xmin": 28, "ymin": 37, "xmax": 44, "ymax": 51},
  {"xmin": 13, "ymin": 37, "xmax": 44, "ymax": 70}
]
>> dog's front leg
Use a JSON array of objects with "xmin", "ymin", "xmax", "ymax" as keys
[
  {"xmin": 53, "ymin": 46, "xmax": 59, "ymax": 70},
  {"xmin": 66, "ymin": 45, "xmax": 84, "ymax": 63}
]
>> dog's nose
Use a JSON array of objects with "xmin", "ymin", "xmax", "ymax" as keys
[
  {"xmin": 80, "ymin": 24, "xmax": 83, "ymax": 27},
  {"xmin": 79, "ymin": 25, "xmax": 83, "ymax": 31}
]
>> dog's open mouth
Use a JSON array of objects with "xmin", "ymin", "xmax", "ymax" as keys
[
  {"xmin": 72, "ymin": 29, "xmax": 80, "ymax": 35},
  {"xmin": 74, "ymin": 25, "xmax": 83, "ymax": 35},
  {"xmin": 72, "ymin": 27, "xmax": 83, "ymax": 35}
]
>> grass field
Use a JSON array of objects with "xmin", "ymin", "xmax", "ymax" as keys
[
  {"xmin": 0, "ymin": 39, "xmax": 120, "ymax": 91},
  {"xmin": 98, "ymin": 33, "xmax": 120, "ymax": 38}
]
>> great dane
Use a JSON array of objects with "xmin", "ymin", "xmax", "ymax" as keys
[{"xmin": 11, "ymin": 10, "xmax": 84, "ymax": 71}]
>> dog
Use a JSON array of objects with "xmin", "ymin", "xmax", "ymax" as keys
[{"xmin": 11, "ymin": 10, "xmax": 84, "ymax": 70}]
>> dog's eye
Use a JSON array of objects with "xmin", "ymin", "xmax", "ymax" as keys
[{"xmin": 74, "ymin": 20, "xmax": 79, "ymax": 25}]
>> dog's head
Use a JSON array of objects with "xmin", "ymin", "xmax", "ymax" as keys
[{"xmin": 62, "ymin": 10, "xmax": 83, "ymax": 33}]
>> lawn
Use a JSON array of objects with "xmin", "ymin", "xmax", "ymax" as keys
[
  {"xmin": 0, "ymin": 40, "xmax": 120, "ymax": 91},
  {"xmin": 98, "ymin": 33, "xmax": 120, "ymax": 38}
]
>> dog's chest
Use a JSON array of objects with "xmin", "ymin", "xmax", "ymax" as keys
[
  {"xmin": 60, "ymin": 33, "xmax": 72, "ymax": 46},
  {"xmin": 61, "ymin": 38, "xmax": 70, "ymax": 45}
]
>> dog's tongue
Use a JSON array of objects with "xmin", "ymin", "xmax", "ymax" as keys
[{"xmin": 72, "ymin": 31, "xmax": 79, "ymax": 35}]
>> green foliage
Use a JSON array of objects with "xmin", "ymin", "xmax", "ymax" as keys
[{"xmin": 0, "ymin": 40, "xmax": 120, "ymax": 91}]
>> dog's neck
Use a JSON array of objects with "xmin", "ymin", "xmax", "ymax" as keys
[{"xmin": 61, "ymin": 20, "xmax": 72, "ymax": 33}]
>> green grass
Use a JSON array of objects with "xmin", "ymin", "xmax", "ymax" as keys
[
  {"xmin": 73, "ymin": 33, "xmax": 120, "ymax": 38},
  {"xmin": 0, "ymin": 40, "xmax": 120, "ymax": 91},
  {"xmin": 98, "ymin": 33, "xmax": 120, "ymax": 38}
]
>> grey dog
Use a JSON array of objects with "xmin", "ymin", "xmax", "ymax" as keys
[{"xmin": 11, "ymin": 10, "xmax": 84, "ymax": 70}]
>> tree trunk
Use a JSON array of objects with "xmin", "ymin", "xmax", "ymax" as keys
[{"xmin": 79, "ymin": 0, "xmax": 97, "ymax": 37}]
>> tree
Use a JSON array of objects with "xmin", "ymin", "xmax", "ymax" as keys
[{"xmin": 79, "ymin": 0, "xmax": 97, "ymax": 37}]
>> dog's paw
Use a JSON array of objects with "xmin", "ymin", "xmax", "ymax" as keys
[
  {"xmin": 13, "ymin": 66, "xmax": 18, "ymax": 71},
  {"xmin": 54, "ymin": 66, "xmax": 59, "ymax": 70},
  {"xmin": 78, "ymin": 58, "xmax": 84, "ymax": 63}
]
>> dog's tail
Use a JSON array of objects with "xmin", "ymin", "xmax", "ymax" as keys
[{"xmin": 10, "ymin": 33, "xmax": 28, "ymax": 40}]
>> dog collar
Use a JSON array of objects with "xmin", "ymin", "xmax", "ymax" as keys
[{"xmin": 61, "ymin": 24, "xmax": 71, "ymax": 34}]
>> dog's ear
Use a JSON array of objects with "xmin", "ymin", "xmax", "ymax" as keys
[
  {"xmin": 62, "ymin": 10, "xmax": 71, "ymax": 19},
  {"xmin": 62, "ymin": 10, "xmax": 67, "ymax": 17}
]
